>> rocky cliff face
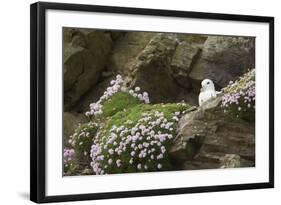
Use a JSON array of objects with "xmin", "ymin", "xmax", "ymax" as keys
[
  {"xmin": 169, "ymin": 96, "xmax": 255, "ymax": 170},
  {"xmin": 189, "ymin": 36, "xmax": 255, "ymax": 87},
  {"xmin": 64, "ymin": 28, "xmax": 113, "ymax": 111},
  {"xmin": 63, "ymin": 28, "xmax": 255, "ymax": 113}
]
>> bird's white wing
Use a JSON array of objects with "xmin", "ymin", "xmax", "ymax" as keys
[
  {"xmin": 199, "ymin": 91, "xmax": 216, "ymax": 106},
  {"xmin": 199, "ymin": 92, "xmax": 203, "ymax": 106},
  {"xmin": 211, "ymin": 91, "xmax": 217, "ymax": 98},
  {"xmin": 199, "ymin": 92, "xmax": 207, "ymax": 106}
]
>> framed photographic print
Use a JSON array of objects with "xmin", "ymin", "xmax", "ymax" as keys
[{"xmin": 30, "ymin": 1, "xmax": 274, "ymax": 203}]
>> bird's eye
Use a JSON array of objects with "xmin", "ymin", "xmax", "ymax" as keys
[{"xmin": 207, "ymin": 82, "xmax": 210, "ymax": 85}]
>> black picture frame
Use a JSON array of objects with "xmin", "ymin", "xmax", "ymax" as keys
[{"xmin": 30, "ymin": 1, "xmax": 274, "ymax": 203}]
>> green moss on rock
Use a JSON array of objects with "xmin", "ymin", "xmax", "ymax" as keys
[
  {"xmin": 91, "ymin": 102, "xmax": 190, "ymax": 175},
  {"xmin": 69, "ymin": 122, "xmax": 98, "ymax": 163},
  {"xmin": 101, "ymin": 91, "xmax": 142, "ymax": 118},
  {"xmin": 67, "ymin": 87, "xmax": 191, "ymax": 175},
  {"xmin": 104, "ymin": 103, "xmax": 189, "ymax": 133}
]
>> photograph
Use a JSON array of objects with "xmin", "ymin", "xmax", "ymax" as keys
[{"xmin": 63, "ymin": 28, "xmax": 256, "ymax": 176}]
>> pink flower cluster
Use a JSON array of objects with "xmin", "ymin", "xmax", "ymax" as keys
[
  {"xmin": 128, "ymin": 87, "xmax": 150, "ymax": 104},
  {"xmin": 68, "ymin": 122, "xmax": 98, "ymax": 147},
  {"xmin": 85, "ymin": 75, "xmax": 124, "ymax": 117},
  {"xmin": 221, "ymin": 69, "xmax": 255, "ymax": 116},
  {"xmin": 222, "ymin": 83, "xmax": 255, "ymax": 109},
  {"xmin": 90, "ymin": 110, "xmax": 182, "ymax": 175},
  {"xmin": 63, "ymin": 148, "xmax": 75, "ymax": 167},
  {"xmin": 85, "ymin": 75, "xmax": 150, "ymax": 117}
]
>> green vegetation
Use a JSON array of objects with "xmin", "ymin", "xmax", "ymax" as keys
[
  {"xmin": 91, "ymin": 102, "xmax": 190, "ymax": 174},
  {"xmin": 66, "ymin": 87, "xmax": 190, "ymax": 175},
  {"xmin": 101, "ymin": 91, "xmax": 142, "ymax": 118},
  {"xmin": 221, "ymin": 69, "xmax": 255, "ymax": 122}
]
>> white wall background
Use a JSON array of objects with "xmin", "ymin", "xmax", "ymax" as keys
[{"xmin": 0, "ymin": 0, "xmax": 279, "ymax": 204}]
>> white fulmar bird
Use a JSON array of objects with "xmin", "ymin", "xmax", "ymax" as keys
[{"xmin": 198, "ymin": 79, "xmax": 221, "ymax": 106}]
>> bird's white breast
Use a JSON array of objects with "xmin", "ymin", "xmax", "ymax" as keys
[{"xmin": 199, "ymin": 90, "xmax": 216, "ymax": 106}]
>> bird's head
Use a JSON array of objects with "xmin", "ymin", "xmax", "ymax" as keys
[{"xmin": 200, "ymin": 79, "xmax": 215, "ymax": 92}]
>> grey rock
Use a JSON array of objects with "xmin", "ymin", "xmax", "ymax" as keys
[
  {"xmin": 170, "ymin": 96, "xmax": 255, "ymax": 170},
  {"xmin": 170, "ymin": 40, "xmax": 203, "ymax": 88},
  {"xmin": 220, "ymin": 154, "xmax": 254, "ymax": 168},
  {"xmin": 107, "ymin": 32, "xmax": 155, "ymax": 73},
  {"xmin": 74, "ymin": 77, "xmax": 114, "ymax": 113},
  {"xmin": 64, "ymin": 42, "xmax": 84, "ymax": 64},
  {"xmin": 64, "ymin": 30, "xmax": 113, "ymax": 110},
  {"xmin": 63, "ymin": 112, "xmax": 87, "ymax": 146},
  {"xmin": 127, "ymin": 34, "xmax": 188, "ymax": 103},
  {"xmin": 189, "ymin": 36, "xmax": 255, "ymax": 88}
]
